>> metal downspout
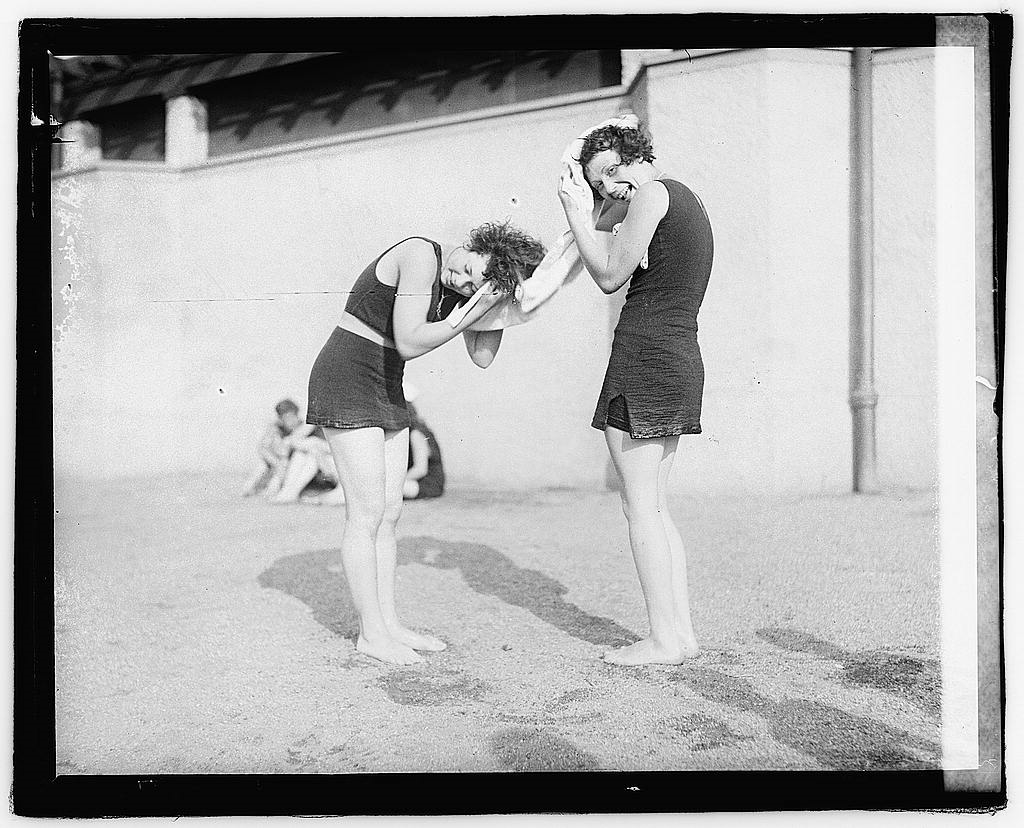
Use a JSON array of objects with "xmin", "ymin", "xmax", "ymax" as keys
[{"xmin": 849, "ymin": 47, "xmax": 881, "ymax": 493}]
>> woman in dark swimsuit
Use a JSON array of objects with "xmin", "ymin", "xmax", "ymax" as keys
[
  {"xmin": 306, "ymin": 223, "xmax": 545, "ymax": 665},
  {"xmin": 559, "ymin": 123, "xmax": 713, "ymax": 666}
]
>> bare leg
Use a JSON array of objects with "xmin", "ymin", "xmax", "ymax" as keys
[
  {"xmin": 602, "ymin": 427, "xmax": 689, "ymax": 666},
  {"xmin": 256, "ymin": 444, "xmax": 289, "ymax": 498},
  {"xmin": 271, "ymin": 451, "xmax": 319, "ymax": 503},
  {"xmin": 658, "ymin": 439, "xmax": 699, "ymax": 656},
  {"xmin": 376, "ymin": 428, "xmax": 446, "ymax": 652},
  {"xmin": 324, "ymin": 427, "xmax": 422, "ymax": 665},
  {"xmin": 262, "ymin": 459, "xmax": 289, "ymax": 499},
  {"xmin": 241, "ymin": 462, "xmax": 273, "ymax": 496}
]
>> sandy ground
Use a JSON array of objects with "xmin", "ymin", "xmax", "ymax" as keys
[{"xmin": 53, "ymin": 473, "xmax": 941, "ymax": 774}]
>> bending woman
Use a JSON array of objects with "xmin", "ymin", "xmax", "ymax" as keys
[
  {"xmin": 306, "ymin": 223, "xmax": 545, "ymax": 665},
  {"xmin": 559, "ymin": 123, "xmax": 713, "ymax": 666}
]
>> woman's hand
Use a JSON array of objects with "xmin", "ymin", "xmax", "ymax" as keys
[
  {"xmin": 558, "ymin": 166, "xmax": 593, "ymax": 217},
  {"xmin": 566, "ymin": 178, "xmax": 668, "ymax": 294},
  {"xmin": 457, "ymin": 283, "xmax": 506, "ymax": 329},
  {"xmin": 557, "ymin": 173, "xmax": 578, "ymax": 211}
]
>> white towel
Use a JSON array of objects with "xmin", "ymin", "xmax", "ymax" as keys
[{"xmin": 460, "ymin": 112, "xmax": 639, "ymax": 331}]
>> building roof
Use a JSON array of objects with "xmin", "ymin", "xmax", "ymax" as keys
[{"xmin": 53, "ymin": 53, "xmax": 340, "ymax": 119}]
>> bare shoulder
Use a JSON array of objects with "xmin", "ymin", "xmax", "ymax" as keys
[
  {"xmin": 378, "ymin": 237, "xmax": 436, "ymax": 289},
  {"xmin": 635, "ymin": 179, "xmax": 671, "ymax": 211},
  {"xmin": 396, "ymin": 237, "xmax": 438, "ymax": 269},
  {"xmin": 394, "ymin": 237, "xmax": 439, "ymax": 289},
  {"xmin": 621, "ymin": 180, "xmax": 669, "ymax": 228}
]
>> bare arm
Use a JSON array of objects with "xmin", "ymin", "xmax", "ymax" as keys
[
  {"xmin": 406, "ymin": 429, "xmax": 430, "ymax": 481},
  {"xmin": 281, "ymin": 423, "xmax": 317, "ymax": 449},
  {"xmin": 392, "ymin": 242, "xmax": 505, "ymax": 360},
  {"xmin": 560, "ymin": 179, "xmax": 668, "ymax": 294},
  {"xmin": 258, "ymin": 423, "xmax": 281, "ymax": 451},
  {"xmin": 462, "ymin": 329, "xmax": 503, "ymax": 369},
  {"xmin": 286, "ymin": 430, "xmax": 331, "ymax": 454},
  {"xmin": 259, "ymin": 423, "xmax": 290, "ymax": 459}
]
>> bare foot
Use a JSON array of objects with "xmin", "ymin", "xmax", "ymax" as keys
[
  {"xmin": 602, "ymin": 638, "xmax": 695, "ymax": 666},
  {"xmin": 387, "ymin": 625, "xmax": 447, "ymax": 652},
  {"xmin": 356, "ymin": 634, "xmax": 424, "ymax": 665},
  {"xmin": 675, "ymin": 627, "xmax": 700, "ymax": 658},
  {"xmin": 326, "ymin": 561, "xmax": 344, "ymax": 574},
  {"xmin": 678, "ymin": 639, "xmax": 700, "ymax": 658}
]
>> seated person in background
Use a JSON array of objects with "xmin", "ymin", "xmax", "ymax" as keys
[
  {"xmin": 242, "ymin": 398, "xmax": 338, "ymax": 501},
  {"xmin": 269, "ymin": 423, "xmax": 339, "ymax": 504},
  {"xmin": 312, "ymin": 389, "xmax": 445, "ymax": 506},
  {"xmin": 403, "ymin": 403, "xmax": 445, "ymax": 500},
  {"xmin": 241, "ymin": 398, "xmax": 306, "ymax": 497}
]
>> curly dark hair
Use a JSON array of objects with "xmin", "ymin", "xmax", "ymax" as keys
[
  {"xmin": 465, "ymin": 221, "xmax": 547, "ymax": 296},
  {"xmin": 577, "ymin": 123, "xmax": 657, "ymax": 176}
]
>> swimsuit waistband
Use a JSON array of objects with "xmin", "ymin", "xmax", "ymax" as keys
[{"xmin": 339, "ymin": 311, "xmax": 397, "ymax": 350}]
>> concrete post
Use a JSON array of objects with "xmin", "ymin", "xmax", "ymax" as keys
[
  {"xmin": 58, "ymin": 120, "xmax": 102, "ymax": 169},
  {"xmin": 165, "ymin": 95, "xmax": 209, "ymax": 166},
  {"xmin": 849, "ymin": 48, "xmax": 881, "ymax": 493},
  {"xmin": 620, "ymin": 49, "xmax": 673, "ymax": 88}
]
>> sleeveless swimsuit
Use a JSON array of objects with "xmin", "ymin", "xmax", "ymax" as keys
[
  {"xmin": 592, "ymin": 179, "xmax": 714, "ymax": 438},
  {"xmin": 306, "ymin": 237, "xmax": 443, "ymax": 431}
]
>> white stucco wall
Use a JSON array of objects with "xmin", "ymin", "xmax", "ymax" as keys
[
  {"xmin": 52, "ymin": 48, "xmax": 938, "ymax": 496},
  {"xmin": 52, "ymin": 95, "xmax": 628, "ymax": 488},
  {"xmin": 872, "ymin": 48, "xmax": 938, "ymax": 491},
  {"xmin": 645, "ymin": 50, "xmax": 856, "ymax": 495},
  {"xmin": 642, "ymin": 48, "xmax": 937, "ymax": 496}
]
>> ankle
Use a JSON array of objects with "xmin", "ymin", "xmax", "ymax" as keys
[
  {"xmin": 357, "ymin": 624, "xmax": 393, "ymax": 643},
  {"xmin": 649, "ymin": 633, "xmax": 679, "ymax": 651}
]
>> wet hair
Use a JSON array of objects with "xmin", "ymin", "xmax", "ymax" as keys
[
  {"xmin": 275, "ymin": 398, "xmax": 299, "ymax": 417},
  {"xmin": 465, "ymin": 221, "xmax": 547, "ymax": 296},
  {"xmin": 577, "ymin": 123, "xmax": 657, "ymax": 176}
]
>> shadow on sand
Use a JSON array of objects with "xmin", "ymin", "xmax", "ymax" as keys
[
  {"xmin": 397, "ymin": 535, "xmax": 639, "ymax": 648},
  {"xmin": 258, "ymin": 537, "xmax": 639, "ymax": 648},
  {"xmin": 257, "ymin": 548, "xmax": 360, "ymax": 639},
  {"xmin": 757, "ymin": 627, "xmax": 941, "ymax": 717},
  {"xmin": 668, "ymin": 664, "xmax": 940, "ymax": 770}
]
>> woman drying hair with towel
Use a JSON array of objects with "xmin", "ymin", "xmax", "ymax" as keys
[
  {"xmin": 559, "ymin": 119, "xmax": 714, "ymax": 666},
  {"xmin": 306, "ymin": 221, "xmax": 545, "ymax": 665}
]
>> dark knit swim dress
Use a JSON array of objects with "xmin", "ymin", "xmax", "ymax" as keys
[
  {"xmin": 306, "ymin": 237, "xmax": 447, "ymax": 432},
  {"xmin": 592, "ymin": 179, "xmax": 714, "ymax": 438}
]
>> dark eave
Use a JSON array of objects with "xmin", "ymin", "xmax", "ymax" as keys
[{"xmin": 53, "ymin": 52, "xmax": 342, "ymax": 119}]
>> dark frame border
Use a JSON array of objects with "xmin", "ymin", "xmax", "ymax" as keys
[{"xmin": 15, "ymin": 13, "xmax": 1009, "ymax": 817}]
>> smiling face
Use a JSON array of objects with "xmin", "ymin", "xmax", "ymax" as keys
[
  {"xmin": 442, "ymin": 246, "xmax": 492, "ymax": 297},
  {"xmin": 584, "ymin": 149, "xmax": 648, "ymax": 204}
]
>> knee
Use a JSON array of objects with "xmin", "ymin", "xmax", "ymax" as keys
[
  {"xmin": 288, "ymin": 451, "xmax": 315, "ymax": 469},
  {"xmin": 381, "ymin": 497, "xmax": 403, "ymax": 528},
  {"xmin": 621, "ymin": 492, "xmax": 659, "ymax": 523},
  {"xmin": 345, "ymin": 499, "xmax": 386, "ymax": 534}
]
